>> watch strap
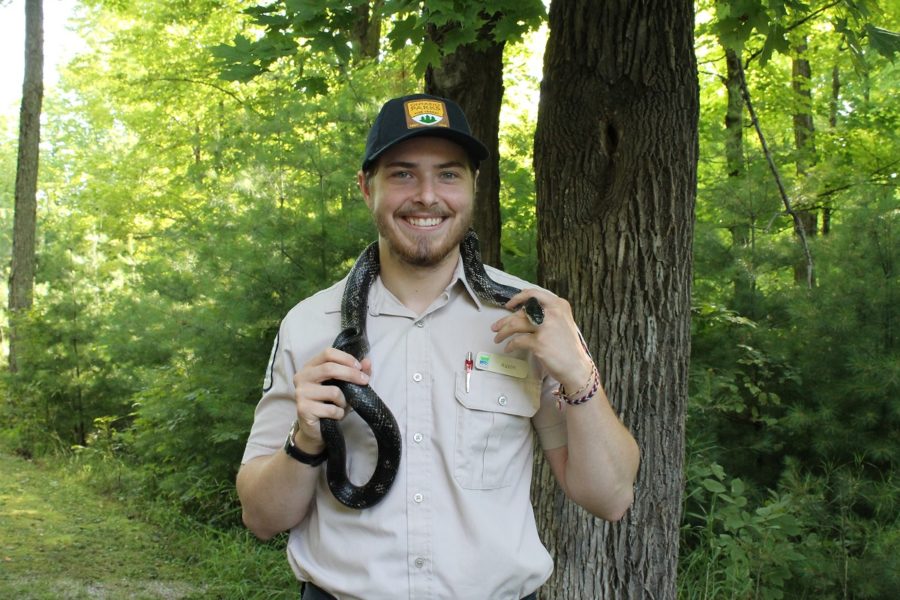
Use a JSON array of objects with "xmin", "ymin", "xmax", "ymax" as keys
[{"xmin": 284, "ymin": 420, "xmax": 327, "ymax": 466}]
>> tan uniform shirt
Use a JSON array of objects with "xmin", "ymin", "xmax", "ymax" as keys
[{"xmin": 242, "ymin": 258, "xmax": 568, "ymax": 600}]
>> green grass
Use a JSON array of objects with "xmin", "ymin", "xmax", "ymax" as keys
[{"xmin": 0, "ymin": 452, "xmax": 298, "ymax": 599}]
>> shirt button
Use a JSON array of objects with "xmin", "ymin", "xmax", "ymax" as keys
[
  {"xmin": 413, "ymin": 493, "xmax": 424, "ymax": 503},
  {"xmin": 415, "ymin": 320, "xmax": 425, "ymax": 328},
  {"xmin": 497, "ymin": 394, "xmax": 508, "ymax": 406},
  {"xmin": 413, "ymin": 433, "xmax": 424, "ymax": 443},
  {"xmin": 414, "ymin": 558, "xmax": 425, "ymax": 568},
  {"xmin": 412, "ymin": 372, "xmax": 423, "ymax": 382}
]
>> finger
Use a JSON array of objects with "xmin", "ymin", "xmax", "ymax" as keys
[
  {"xmin": 360, "ymin": 357, "xmax": 373, "ymax": 378},
  {"xmin": 294, "ymin": 359, "xmax": 369, "ymax": 389},
  {"xmin": 503, "ymin": 288, "xmax": 557, "ymax": 311},
  {"xmin": 492, "ymin": 310, "xmax": 539, "ymax": 344},
  {"xmin": 317, "ymin": 347, "xmax": 364, "ymax": 370},
  {"xmin": 299, "ymin": 393, "xmax": 347, "ymax": 421}
]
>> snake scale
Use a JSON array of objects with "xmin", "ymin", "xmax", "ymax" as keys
[{"xmin": 321, "ymin": 229, "xmax": 544, "ymax": 509}]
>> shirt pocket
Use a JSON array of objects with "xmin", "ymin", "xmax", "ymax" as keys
[{"xmin": 453, "ymin": 370, "xmax": 540, "ymax": 490}]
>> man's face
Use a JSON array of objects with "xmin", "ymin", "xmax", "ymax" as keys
[{"xmin": 359, "ymin": 136, "xmax": 476, "ymax": 269}]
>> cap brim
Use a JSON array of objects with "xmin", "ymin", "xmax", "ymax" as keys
[{"xmin": 362, "ymin": 128, "xmax": 489, "ymax": 171}]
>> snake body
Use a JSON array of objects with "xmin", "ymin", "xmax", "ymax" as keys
[{"xmin": 321, "ymin": 229, "xmax": 543, "ymax": 509}]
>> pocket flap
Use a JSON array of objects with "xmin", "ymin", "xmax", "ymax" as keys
[{"xmin": 455, "ymin": 370, "xmax": 540, "ymax": 417}]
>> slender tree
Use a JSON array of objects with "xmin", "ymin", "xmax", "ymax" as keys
[
  {"xmin": 791, "ymin": 36, "xmax": 818, "ymax": 284},
  {"xmin": 8, "ymin": 0, "xmax": 44, "ymax": 373},
  {"xmin": 724, "ymin": 45, "xmax": 756, "ymax": 315},
  {"xmin": 532, "ymin": 0, "xmax": 698, "ymax": 598}
]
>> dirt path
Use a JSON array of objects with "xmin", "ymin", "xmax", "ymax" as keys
[{"xmin": 0, "ymin": 452, "xmax": 204, "ymax": 599}]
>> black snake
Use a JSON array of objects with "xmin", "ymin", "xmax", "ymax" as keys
[{"xmin": 321, "ymin": 229, "xmax": 544, "ymax": 509}]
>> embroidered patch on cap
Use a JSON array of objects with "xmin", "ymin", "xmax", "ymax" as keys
[{"xmin": 404, "ymin": 99, "xmax": 450, "ymax": 129}]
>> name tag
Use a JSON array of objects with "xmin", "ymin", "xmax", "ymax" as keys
[{"xmin": 475, "ymin": 352, "xmax": 529, "ymax": 379}]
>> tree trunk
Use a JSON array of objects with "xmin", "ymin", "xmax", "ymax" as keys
[
  {"xmin": 8, "ymin": 0, "xmax": 44, "ymax": 373},
  {"xmin": 791, "ymin": 38, "xmax": 817, "ymax": 283},
  {"xmin": 425, "ymin": 18, "xmax": 505, "ymax": 268},
  {"xmin": 724, "ymin": 46, "xmax": 755, "ymax": 315},
  {"xmin": 724, "ymin": 48, "xmax": 745, "ymax": 179},
  {"xmin": 824, "ymin": 64, "xmax": 840, "ymax": 236},
  {"xmin": 532, "ymin": 1, "xmax": 697, "ymax": 598},
  {"xmin": 351, "ymin": 1, "xmax": 382, "ymax": 59}
]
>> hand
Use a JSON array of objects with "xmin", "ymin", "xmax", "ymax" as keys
[
  {"xmin": 292, "ymin": 348, "xmax": 372, "ymax": 453},
  {"xmin": 491, "ymin": 289, "xmax": 594, "ymax": 392}
]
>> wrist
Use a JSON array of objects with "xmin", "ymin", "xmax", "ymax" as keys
[
  {"xmin": 558, "ymin": 358, "xmax": 595, "ymax": 393},
  {"xmin": 293, "ymin": 425, "xmax": 326, "ymax": 455},
  {"xmin": 284, "ymin": 420, "xmax": 327, "ymax": 466},
  {"xmin": 555, "ymin": 360, "xmax": 600, "ymax": 408}
]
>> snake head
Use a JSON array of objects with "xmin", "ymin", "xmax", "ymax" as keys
[
  {"xmin": 522, "ymin": 297, "xmax": 544, "ymax": 326},
  {"xmin": 333, "ymin": 326, "xmax": 369, "ymax": 360}
]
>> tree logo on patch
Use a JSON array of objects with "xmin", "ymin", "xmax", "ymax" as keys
[{"xmin": 404, "ymin": 99, "xmax": 450, "ymax": 129}]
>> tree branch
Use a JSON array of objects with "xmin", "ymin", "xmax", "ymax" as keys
[
  {"xmin": 745, "ymin": 0, "xmax": 843, "ymax": 66},
  {"xmin": 737, "ymin": 61, "xmax": 815, "ymax": 289}
]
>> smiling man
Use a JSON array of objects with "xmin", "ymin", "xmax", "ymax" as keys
[{"xmin": 236, "ymin": 94, "xmax": 640, "ymax": 600}]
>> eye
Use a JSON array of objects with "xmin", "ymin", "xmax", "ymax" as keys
[
  {"xmin": 439, "ymin": 170, "xmax": 462, "ymax": 180},
  {"xmin": 389, "ymin": 170, "xmax": 412, "ymax": 179}
]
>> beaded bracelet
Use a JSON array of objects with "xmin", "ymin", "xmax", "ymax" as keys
[{"xmin": 554, "ymin": 363, "xmax": 601, "ymax": 409}]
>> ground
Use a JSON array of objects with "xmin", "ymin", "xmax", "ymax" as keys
[{"xmin": 0, "ymin": 452, "xmax": 204, "ymax": 599}]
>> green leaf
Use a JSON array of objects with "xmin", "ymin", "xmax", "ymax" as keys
[
  {"xmin": 389, "ymin": 14, "xmax": 421, "ymax": 51},
  {"xmin": 414, "ymin": 39, "xmax": 442, "ymax": 75},
  {"xmin": 285, "ymin": 0, "xmax": 328, "ymax": 21},
  {"xmin": 703, "ymin": 478, "xmax": 728, "ymax": 494},
  {"xmin": 758, "ymin": 24, "xmax": 790, "ymax": 65},
  {"xmin": 866, "ymin": 24, "xmax": 900, "ymax": 60},
  {"xmin": 218, "ymin": 64, "xmax": 265, "ymax": 82},
  {"xmin": 293, "ymin": 76, "xmax": 330, "ymax": 96}
]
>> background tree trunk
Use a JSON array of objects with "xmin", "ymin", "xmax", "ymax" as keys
[
  {"xmin": 8, "ymin": 0, "xmax": 44, "ymax": 373},
  {"xmin": 425, "ymin": 18, "xmax": 505, "ymax": 268},
  {"xmin": 724, "ymin": 46, "xmax": 756, "ymax": 316},
  {"xmin": 532, "ymin": 0, "xmax": 697, "ymax": 598},
  {"xmin": 351, "ymin": 1, "xmax": 382, "ymax": 59},
  {"xmin": 792, "ymin": 38, "xmax": 817, "ymax": 284}
]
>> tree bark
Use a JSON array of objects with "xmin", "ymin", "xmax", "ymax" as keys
[
  {"xmin": 532, "ymin": 1, "xmax": 697, "ymax": 598},
  {"xmin": 8, "ymin": 0, "xmax": 44, "ymax": 373},
  {"xmin": 425, "ymin": 18, "xmax": 505, "ymax": 268}
]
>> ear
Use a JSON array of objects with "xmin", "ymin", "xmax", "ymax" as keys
[{"xmin": 358, "ymin": 171, "xmax": 373, "ymax": 209}]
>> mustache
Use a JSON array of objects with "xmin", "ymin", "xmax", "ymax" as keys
[{"xmin": 396, "ymin": 209, "xmax": 451, "ymax": 219}]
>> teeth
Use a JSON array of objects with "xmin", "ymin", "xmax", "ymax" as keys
[{"xmin": 407, "ymin": 217, "xmax": 443, "ymax": 227}]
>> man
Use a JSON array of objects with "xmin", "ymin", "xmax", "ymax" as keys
[{"xmin": 237, "ymin": 94, "xmax": 640, "ymax": 600}]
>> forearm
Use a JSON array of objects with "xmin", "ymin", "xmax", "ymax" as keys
[
  {"xmin": 560, "ymin": 388, "xmax": 640, "ymax": 521},
  {"xmin": 236, "ymin": 447, "xmax": 321, "ymax": 540}
]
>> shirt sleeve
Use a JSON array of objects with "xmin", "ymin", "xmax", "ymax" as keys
[{"xmin": 241, "ymin": 318, "xmax": 298, "ymax": 464}]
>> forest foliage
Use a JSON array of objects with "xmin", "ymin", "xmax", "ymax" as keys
[{"xmin": 1, "ymin": 0, "xmax": 897, "ymax": 597}]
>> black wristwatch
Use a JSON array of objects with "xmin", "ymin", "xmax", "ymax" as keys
[{"xmin": 284, "ymin": 420, "xmax": 328, "ymax": 466}]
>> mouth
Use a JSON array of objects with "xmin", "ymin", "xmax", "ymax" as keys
[{"xmin": 403, "ymin": 216, "xmax": 446, "ymax": 229}]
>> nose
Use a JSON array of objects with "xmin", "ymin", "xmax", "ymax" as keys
[{"xmin": 416, "ymin": 177, "xmax": 438, "ymax": 206}]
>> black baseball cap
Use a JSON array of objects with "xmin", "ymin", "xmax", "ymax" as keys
[{"xmin": 361, "ymin": 93, "xmax": 489, "ymax": 171}]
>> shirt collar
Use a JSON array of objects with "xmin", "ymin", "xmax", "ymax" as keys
[
  {"xmin": 370, "ymin": 255, "xmax": 485, "ymax": 318},
  {"xmin": 325, "ymin": 252, "xmax": 487, "ymax": 317}
]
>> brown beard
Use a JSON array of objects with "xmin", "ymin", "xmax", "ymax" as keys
[{"xmin": 374, "ymin": 211, "xmax": 472, "ymax": 268}]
